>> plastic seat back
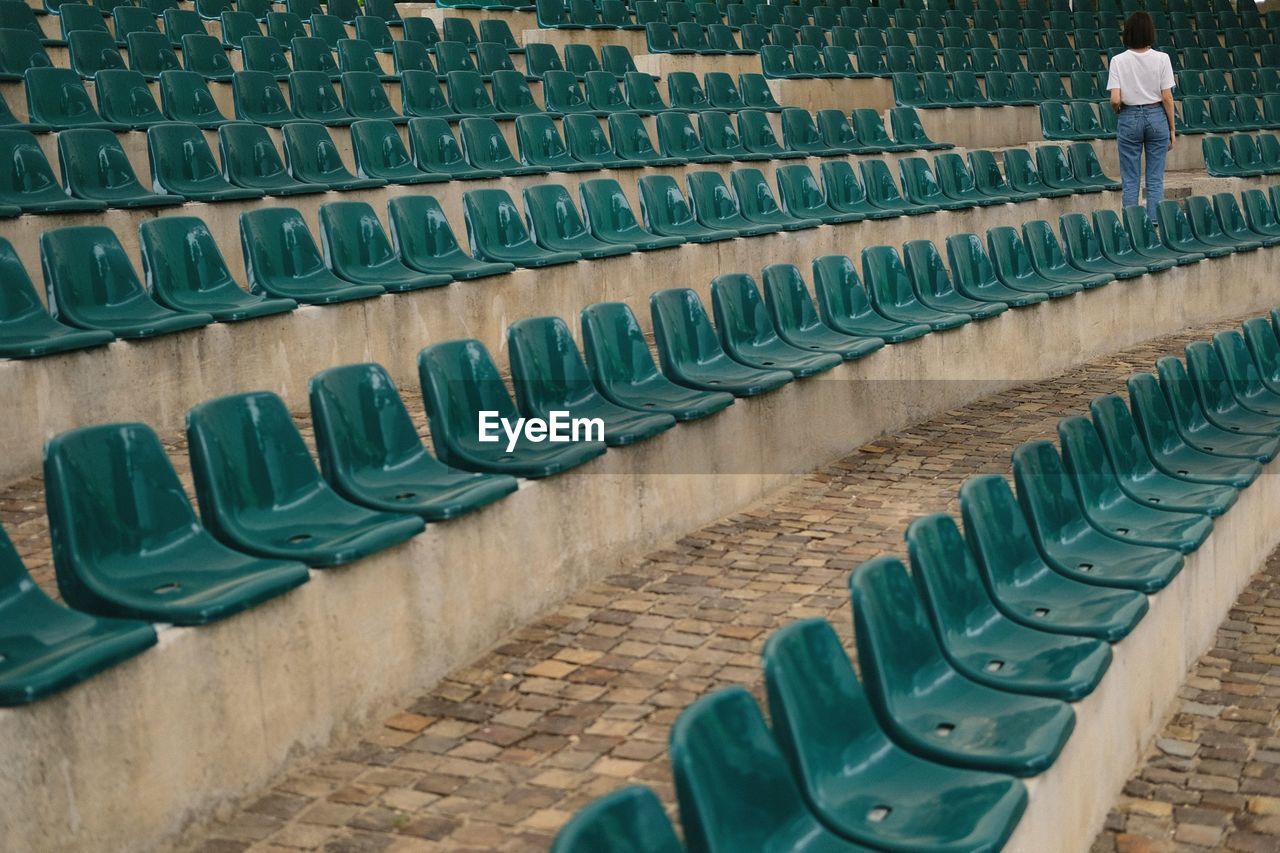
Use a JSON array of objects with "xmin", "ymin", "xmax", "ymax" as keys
[
  {"xmin": 241, "ymin": 34, "xmax": 291, "ymax": 79},
  {"xmin": 159, "ymin": 68, "xmax": 228, "ymax": 126},
  {"xmin": 94, "ymin": 68, "xmax": 165, "ymax": 128}
]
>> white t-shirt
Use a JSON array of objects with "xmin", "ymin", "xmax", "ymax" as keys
[{"xmin": 1106, "ymin": 49, "xmax": 1175, "ymax": 105}]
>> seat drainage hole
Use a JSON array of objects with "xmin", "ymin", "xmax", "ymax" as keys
[
  {"xmin": 935, "ymin": 723, "xmax": 955, "ymax": 737},
  {"xmin": 1078, "ymin": 563, "xmax": 1094, "ymax": 572},
  {"xmin": 642, "ymin": 402, "xmax": 656, "ymax": 407},
  {"xmin": 1034, "ymin": 607, "xmax": 1051, "ymax": 617},
  {"xmin": 288, "ymin": 533, "xmax": 313, "ymax": 543},
  {"xmin": 1177, "ymin": 470, "xmax": 1190, "ymax": 476},
  {"xmin": 394, "ymin": 492, "xmax": 418, "ymax": 500},
  {"xmin": 1147, "ymin": 496, "xmax": 1161, "ymax": 503},
  {"xmin": 153, "ymin": 582, "xmax": 181, "ymax": 594},
  {"xmin": 0, "ymin": 652, "xmax": 6, "ymax": 663},
  {"xmin": 985, "ymin": 660, "xmax": 1005, "ymax": 672},
  {"xmin": 1202, "ymin": 446, "xmax": 1214, "ymax": 452},
  {"xmin": 1230, "ymin": 426, "xmax": 1241, "ymax": 432},
  {"xmin": 761, "ymin": 361, "xmax": 776, "ymax": 366},
  {"xmin": 867, "ymin": 806, "xmax": 892, "ymax": 823},
  {"xmin": 707, "ymin": 380, "xmax": 720, "ymax": 385},
  {"xmin": 1115, "ymin": 527, "xmax": 1130, "ymax": 535}
]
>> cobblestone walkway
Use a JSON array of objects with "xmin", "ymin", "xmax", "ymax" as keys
[
  {"xmin": 1092, "ymin": 547, "xmax": 1280, "ymax": 853},
  {"xmin": 79, "ymin": 314, "xmax": 1262, "ymax": 853}
]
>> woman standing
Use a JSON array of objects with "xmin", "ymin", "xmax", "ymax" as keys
[{"xmin": 1106, "ymin": 11, "xmax": 1175, "ymax": 220}]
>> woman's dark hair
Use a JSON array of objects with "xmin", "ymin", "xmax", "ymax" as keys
[{"xmin": 1122, "ymin": 11, "xmax": 1155, "ymax": 49}]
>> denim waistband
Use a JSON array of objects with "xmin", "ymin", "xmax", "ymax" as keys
[{"xmin": 1121, "ymin": 103, "xmax": 1162, "ymax": 109}]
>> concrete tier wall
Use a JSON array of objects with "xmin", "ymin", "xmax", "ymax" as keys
[{"xmin": 0, "ymin": 241, "xmax": 1276, "ymax": 853}]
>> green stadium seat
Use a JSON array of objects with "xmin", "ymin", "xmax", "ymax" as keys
[
  {"xmin": 762, "ymin": 618, "xmax": 1029, "ymax": 851},
  {"xmin": 574, "ymin": 177, "xmax": 680, "ymax": 252},
  {"xmin": 936, "ymin": 151, "xmax": 1013, "ymax": 206},
  {"xmin": 1240, "ymin": 189, "xmax": 1280, "ymax": 240},
  {"xmin": 758, "ymin": 264, "xmax": 883, "ymax": 360},
  {"xmin": 1021, "ymin": 220, "xmax": 1114, "ymax": 288},
  {"xmin": 508, "ymin": 316, "xmax": 676, "ymax": 446},
  {"xmin": 818, "ymin": 160, "xmax": 893, "ymax": 220},
  {"xmin": 401, "ymin": 71, "xmax": 460, "ymax": 120},
  {"xmin": 1056, "ymin": 417, "xmax": 1215, "ymax": 552},
  {"xmin": 779, "ymin": 107, "xmax": 841, "ymax": 155},
  {"xmin": 0, "ymin": 29, "xmax": 53, "ymax": 81},
  {"xmin": 350, "ymin": 118, "xmax": 441, "ymax": 184},
  {"xmin": 523, "ymin": 183, "xmax": 635, "ymax": 259},
  {"xmin": 985, "ymin": 226, "xmax": 1083, "ymax": 298},
  {"xmin": 850, "ymin": 109, "xmax": 911, "ymax": 153},
  {"xmin": 775, "ymin": 162, "xmax": 864, "ymax": 224},
  {"xmin": 147, "ymin": 121, "xmax": 263, "ymax": 202},
  {"xmin": 165, "ymin": 9, "xmax": 209, "ymax": 46},
  {"xmin": 480, "ymin": 19, "xmax": 524, "ymax": 53},
  {"xmin": 265, "ymin": 10, "xmax": 306, "ymax": 42},
  {"xmin": 1155, "ymin": 200, "xmax": 1233, "ymax": 258},
  {"xmin": 0, "ymin": 128, "xmax": 101, "ymax": 212},
  {"xmin": 407, "ymin": 116, "xmax": 498, "ymax": 179},
  {"xmin": 943, "ymin": 233, "xmax": 1049, "ymax": 307},
  {"xmin": 138, "ymin": 216, "xmax": 296, "ymax": 322},
  {"xmin": 241, "ymin": 34, "xmax": 291, "ymax": 79},
  {"xmin": 850, "ymin": 555, "xmax": 1075, "ymax": 776},
  {"xmin": 1123, "ymin": 205, "xmax": 1205, "ymax": 265},
  {"xmin": 339, "ymin": 39, "xmax": 395, "ymax": 82},
  {"xmin": 338, "ymin": 71, "xmax": 402, "ymax": 123},
  {"xmin": 219, "ymin": 10, "xmax": 263, "ymax": 49},
  {"xmin": 561, "ymin": 113, "xmax": 635, "ymax": 169},
  {"xmin": 125, "ymin": 31, "xmax": 181, "ymax": 80},
  {"xmin": 238, "ymin": 207, "xmax": 386, "ymax": 303},
  {"xmin": 0, "ymin": 522, "xmax": 155, "ymax": 706},
  {"xmin": 667, "ymin": 71, "xmax": 710, "ymax": 112},
  {"xmin": 186, "ymin": 391, "xmax": 423, "ymax": 566},
  {"xmin": 812, "ymin": 109, "xmax": 862, "ymax": 155},
  {"xmin": 318, "ymin": 200, "xmax": 450, "ymax": 292},
  {"xmin": 158, "ymin": 68, "xmax": 230, "ymax": 127},
  {"xmin": 968, "ymin": 150, "xmax": 1036, "ymax": 203},
  {"xmin": 24, "ymin": 66, "xmax": 121, "ymax": 129},
  {"xmin": 1066, "ymin": 141, "xmax": 1120, "ymax": 189},
  {"xmin": 362, "ymin": 0, "xmax": 402, "ymax": 27},
  {"xmin": 1211, "ymin": 192, "xmax": 1278, "ymax": 249},
  {"xmin": 650, "ymin": 287, "xmax": 793, "ymax": 396},
  {"xmin": 352, "ymin": 16, "xmax": 395, "ymax": 52},
  {"xmin": 579, "ymin": 301, "xmax": 733, "ymax": 421},
  {"xmin": 639, "ymin": 174, "xmax": 738, "ymax": 241},
  {"xmin": 1117, "ymin": 361, "xmax": 1269, "ymax": 487},
  {"xmin": 739, "ymin": 72, "xmax": 783, "ymax": 112},
  {"xmin": 401, "ymin": 16, "xmax": 440, "ymax": 49},
  {"xmin": 899, "ymin": 155, "xmax": 970, "ymax": 211},
  {"xmin": 1242, "ymin": 318, "xmax": 1280, "ymax": 402},
  {"xmin": 723, "ymin": 167, "xmax": 816, "ymax": 231},
  {"xmin": 512, "ymin": 114, "xmax": 593, "ymax": 173},
  {"xmin": 387, "ymin": 194, "xmax": 513, "ymax": 281},
  {"xmin": 654, "ymin": 110, "xmax": 727, "ymax": 163},
  {"xmin": 810, "ymin": 254, "xmax": 931, "ymax": 343},
  {"xmin": 862, "ymin": 245, "xmax": 970, "ymax": 330},
  {"xmin": 685, "ymin": 171, "xmax": 780, "ymax": 237},
  {"xmin": 307, "ymin": 12, "xmax": 348, "ymax": 49},
  {"xmin": 418, "ymin": 337, "xmax": 606, "ymax": 476},
  {"xmin": 180, "ymin": 33, "xmax": 231, "ymax": 80},
  {"xmin": 695, "ymin": 110, "xmax": 759, "ymax": 160},
  {"xmin": 0, "ymin": 236, "xmax": 114, "ymax": 356},
  {"xmin": 1210, "ymin": 330, "xmax": 1280, "ymax": 416},
  {"xmin": 44, "ymin": 422, "xmax": 310, "ymax": 624},
  {"xmin": 287, "ymin": 69, "xmax": 352, "ymax": 125},
  {"xmin": 67, "ymin": 29, "xmax": 124, "ymax": 80},
  {"xmin": 550, "ymin": 786, "xmax": 682, "ymax": 853},
  {"xmin": 735, "ymin": 109, "xmax": 803, "ymax": 160},
  {"xmin": 671, "ymin": 687, "xmax": 872, "ymax": 853},
  {"xmin": 463, "ymin": 188, "xmax": 581, "ymax": 267},
  {"xmin": 958, "ymin": 474, "xmax": 1152, "ymax": 640},
  {"xmin": 903, "ymin": 239, "xmax": 1008, "ymax": 319},
  {"xmin": 435, "ymin": 40, "xmax": 480, "ymax": 78},
  {"xmin": 1129, "ymin": 368, "xmax": 1276, "ymax": 467},
  {"xmin": 710, "ymin": 273, "xmax": 843, "ymax": 376},
  {"xmin": 1203, "ymin": 135, "xmax": 1262, "ymax": 177},
  {"xmin": 392, "ymin": 40, "xmax": 436, "ymax": 77},
  {"xmin": 58, "ymin": 127, "xmax": 178, "ymax": 208},
  {"xmin": 309, "ymin": 363, "xmax": 516, "ymax": 521},
  {"xmin": 889, "ymin": 106, "xmax": 952, "ymax": 150},
  {"xmin": 562, "ymin": 42, "xmax": 602, "ymax": 78},
  {"xmin": 458, "ymin": 116, "xmax": 545, "ymax": 176},
  {"xmin": 446, "ymin": 69, "xmax": 513, "ymax": 119},
  {"xmin": 704, "ymin": 73, "xmax": 746, "ymax": 111},
  {"xmin": 1034, "ymin": 144, "xmax": 1096, "ymax": 194},
  {"xmin": 907, "ymin": 513, "xmax": 1111, "ymax": 699},
  {"xmin": 58, "ymin": 2, "xmax": 109, "ymax": 38},
  {"xmin": 582, "ymin": 70, "xmax": 629, "ymax": 114},
  {"xmin": 1058, "ymin": 213, "xmax": 1147, "ymax": 279},
  {"xmin": 292, "ymin": 37, "xmax": 342, "ymax": 80},
  {"xmin": 281, "ymin": 120, "xmax": 385, "ymax": 190},
  {"xmin": 1095, "ymin": 389, "xmax": 1244, "ymax": 514},
  {"xmin": 1091, "ymin": 209, "xmax": 1175, "ymax": 273},
  {"xmin": 40, "ymin": 225, "xmax": 212, "ymax": 337},
  {"xmin": 1010, "ymin": 439, "xmax": 1186, "ymax": 592},
  {"xmin": 218, "ymin": 121, "xmax": 324, "ymax": 196},
  {"xmin": 860, "ymin": 158, "xmax": 938, "ymax": 216},
  {"xmin": 0, "ymin": 0, "xmax": 59, "ymax": 45}
]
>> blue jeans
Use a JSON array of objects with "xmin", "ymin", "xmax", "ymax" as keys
[{"xmin": 1116, "ymin": 104, "xmax": 1171, "ymax": 221}]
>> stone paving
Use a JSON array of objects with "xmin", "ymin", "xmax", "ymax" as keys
[{"xmin": 3, "ymin": 315, "xmax": 1271, "ymax": 853}]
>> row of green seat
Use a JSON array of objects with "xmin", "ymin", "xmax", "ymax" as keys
[
  {"xmin": 38, "ymin": 0, "xmax": 406, "ymax": 23},
  {"xmin": 1203, "ymin": 133, "xmax": 1280, "ymax": 179},
  {"xmin": 1, "ymin": 64, "xmax": 790, "ymax": 136},
  {"xmin": 536, "ymin": 0, "xmax": 1267, "ymax": 34},
  {"xmin": 549, "ymin": 302, "xmax": 1280, "ymax": 852}
]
